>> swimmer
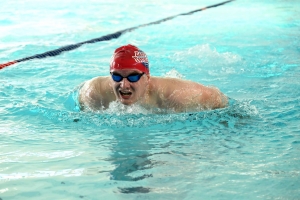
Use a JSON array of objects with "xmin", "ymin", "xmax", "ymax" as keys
[{"xmin": 79, "ymin": 44, "xmax": 228, "ymax": 113}]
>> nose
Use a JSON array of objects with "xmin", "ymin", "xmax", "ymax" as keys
[{"xmin": 120, "ymin": 78, "xmax": 130, "ymax": 88}]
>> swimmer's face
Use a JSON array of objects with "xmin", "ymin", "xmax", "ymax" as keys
[{"xmin": 110, "ymin": 69, "xmax": 149, "ymax": 105}]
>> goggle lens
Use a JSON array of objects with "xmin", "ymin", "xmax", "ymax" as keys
[{"xmin": 111, "ymin": 73, "xmax": 144, "ymax": 83}]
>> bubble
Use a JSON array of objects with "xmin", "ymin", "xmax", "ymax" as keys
[{"xmin": 163, "ymin": 69, "xmax": 185, "ymax": 79}]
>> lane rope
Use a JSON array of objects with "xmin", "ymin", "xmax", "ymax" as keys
[{"xmin": 0, "ymin": 0, "xmax": 234, "ymax": 70}]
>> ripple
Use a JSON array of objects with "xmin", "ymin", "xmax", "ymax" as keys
[{"xmin": 0, "ymin": 168, "xmax": 85, "ymax": 180}]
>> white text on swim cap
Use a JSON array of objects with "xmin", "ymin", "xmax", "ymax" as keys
[{"xmin": 132, "ymin": 51, "xmax": 148, "ymax": 63}]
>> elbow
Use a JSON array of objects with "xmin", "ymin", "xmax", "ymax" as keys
[
  {"xmin": 216, "ymin": 93, "xmax": 228, "ymax": 109},
  {"xmin": 209, "ymin": 89, "xmax": 228, "ymax": 109}
]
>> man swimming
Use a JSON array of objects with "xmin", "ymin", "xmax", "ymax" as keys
[{"xmin": 79, "ymin": 44, "xmax": 228, "ymax": 113}]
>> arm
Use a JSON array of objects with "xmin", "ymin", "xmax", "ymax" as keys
[
  {"xmin": 194, "ymin": 85, "xmax": 228, "ymax": 109},
  {"xmin": 79, "ymin": 77, "xmax": 113, "ymax": 111},
  {"xmin": 160, "ymin": 78, "xmax": 228, "ymax": 112},
  {"xmin": 78, "ymin": 79, "xmax": 99, "ymax": 111}
]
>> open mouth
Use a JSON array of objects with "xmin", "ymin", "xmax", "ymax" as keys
[{"xmin": 119, "ymin": 91, "xmax": 132, "ymax": 99}]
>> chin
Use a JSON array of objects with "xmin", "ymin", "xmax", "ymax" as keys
[
  {"xmin": 120, "ymin": 99, "xmax": 135, "ymax": 106},
  {"xmin": 121, "ymin": 102, "xmax": 132, "ymax": 106}
]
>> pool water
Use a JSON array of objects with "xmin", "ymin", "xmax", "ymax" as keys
[{"xmin": 1, "ymin": 0, "xmax": 299, "ymax": 199}]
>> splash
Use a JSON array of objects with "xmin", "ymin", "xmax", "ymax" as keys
[
  {"xmin": 26, "ymin": 97, "xmax": 259, "ymax": 131},
  {"xmin": 163, "ymin": 69, "xmax": 185, "ymax": 79},
  {"xmin": 173, "ymin": 44, "xmax": 243, "ymax": 76},
  {"xmin": 103, "ymin": 101, "xmax": 150, "ymax": 115}
]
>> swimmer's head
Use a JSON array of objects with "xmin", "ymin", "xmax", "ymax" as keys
[{"xmin": 110, "ymin": 44, "xmax": 149, "ymax": 75}]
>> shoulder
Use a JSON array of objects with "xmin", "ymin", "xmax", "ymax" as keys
[
  {"xmin": 150, "ymin": 76, "xmax": 206, "ymax": 93},
  {"xmin": 80, "ymin": 76, "xmax": 109, "ymax": 96},
  {"xmin": 83, "ymin": 76, "xmax": 110, "ymax": 90},
  {"xmin": 78, "ymin": 76, "xmax": 113, "ymax": 110},
  {"xmin": 151, "ymin": 76, "xmax": 199, "ymax": 85}
]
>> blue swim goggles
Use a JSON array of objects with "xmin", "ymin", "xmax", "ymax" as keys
[{"xmin": 111, "ymin": 72, "xmax": 144, "ymax": 83}]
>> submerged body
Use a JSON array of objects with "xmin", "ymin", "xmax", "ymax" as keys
[{"xmin": 79, "ymin": 44, "xmax": 228, "ymax": 113}]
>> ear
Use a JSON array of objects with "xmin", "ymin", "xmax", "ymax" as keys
[{"xmin": 146, "ymin": 74, "xmax": 150, "ymax": 83}]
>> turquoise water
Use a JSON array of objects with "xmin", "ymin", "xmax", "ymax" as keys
[{"xmin": 1, "ymin": 0, "xmax": 300, "ymax": 199}]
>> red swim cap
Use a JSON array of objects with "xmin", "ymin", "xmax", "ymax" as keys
[{"xmin": 110, "ymin": 44, "xmax": 149, "ymax": 74}]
